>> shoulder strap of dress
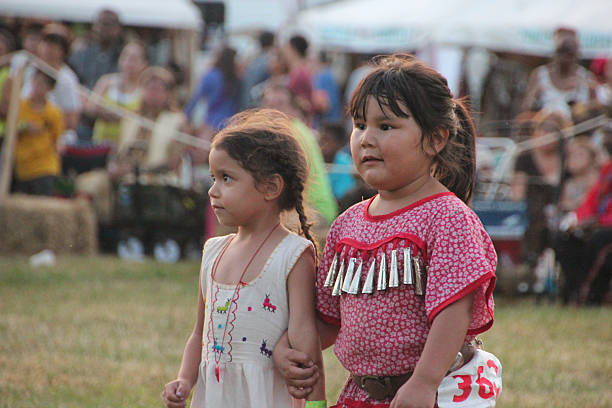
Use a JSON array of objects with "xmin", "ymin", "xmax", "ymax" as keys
[
  {"xmin": 201, "ymin": 235, "xmax": 234, "ymax": 273},
  {"xmin": 274, "ymin": 234, "xmax": 314, "ymax": 280}
]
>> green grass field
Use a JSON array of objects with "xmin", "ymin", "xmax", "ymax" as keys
[{"xmin": 1, "ymin": 255, "xmax": 611, "ymax": 408}]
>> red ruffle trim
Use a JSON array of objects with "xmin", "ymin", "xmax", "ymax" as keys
[
  {"xmin": 336, "ymin": 233, "xmax": 426, "ymax": 256},
  {"xmin": 427, "ymin": 271, "xmax": 496, "ymax": 335}
]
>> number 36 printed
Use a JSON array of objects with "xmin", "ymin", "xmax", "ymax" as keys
[{"xmin": 437, "ymin": 350, "xmax": 503, "ymax": 408}]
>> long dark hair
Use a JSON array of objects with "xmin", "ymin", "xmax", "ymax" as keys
[
  {"xmin": 214, "ymin": 46, "xmax": 240, "ymax": 100},
  {"xmin": 211, "ymin": 109, "xmax": 317, "ymax": 252},
  {"xmin": 349, "ymin": 54, "xmax": 476, "ymax": 204}
]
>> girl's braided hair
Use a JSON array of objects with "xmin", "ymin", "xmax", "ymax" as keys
[{"xmin": 211, "ymin": 108, "xmax": 317, "ymax": 253}]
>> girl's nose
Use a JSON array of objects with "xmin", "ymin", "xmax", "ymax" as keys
[
  {"xmin": 359, "ymin": 127, "xmax": 375, "ymax": 147},
  {"xmin": 208, "ymin": 182, "xmax": 219, "ymax": 198}
]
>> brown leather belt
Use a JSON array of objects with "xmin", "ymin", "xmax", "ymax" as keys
[
  {"xmin": 352, "ymin": 372, "xmax": 413, "ymax": 401},
  {"xmin": 352, "ymin": 342, "xmax": 479, "ymax": 400}
]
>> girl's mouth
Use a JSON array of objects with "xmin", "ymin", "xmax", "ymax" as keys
[{"xmin": 362, "ymin": 155, "xmax": 382, "ymax": 163}]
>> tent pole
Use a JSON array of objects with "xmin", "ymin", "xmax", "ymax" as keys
[{"xmin": 0, "ymin": 65, "xmax": 25, "ymax": 200}]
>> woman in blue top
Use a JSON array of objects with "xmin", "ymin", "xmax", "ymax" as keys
[{"xmin": 185, "ymin": 46, "xmax": 242, "ymax": 134}]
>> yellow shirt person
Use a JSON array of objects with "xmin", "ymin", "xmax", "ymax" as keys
[{"xmin": 14, "ymin": 69, "xmax": 64, "ymax": 196}]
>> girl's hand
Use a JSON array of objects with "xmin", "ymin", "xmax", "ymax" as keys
[
  {"xmin": 272, "ymin": 338, "xmax": 319, "ymax": 398},
  {"xmin": 162, "ymin": 379, "xmax": 192, "ymax": 408},
  {"xmin": 389, "ymin": 376, "xmax": 438, "ymax": 408}
]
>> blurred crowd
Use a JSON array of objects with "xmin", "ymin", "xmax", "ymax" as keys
[{"xmin": 0, "ymin": 14, "xmax": 610, "ymax": 304}]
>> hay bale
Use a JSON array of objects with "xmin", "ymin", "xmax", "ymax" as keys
[{"xmin": 0, "ymin": 194, "xmax": 98, "ymax": 255}]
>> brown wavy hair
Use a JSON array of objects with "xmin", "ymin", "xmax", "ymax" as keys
[{"xmin": 211, "ymin": 109, "xmax": 316, "ymax": 252}]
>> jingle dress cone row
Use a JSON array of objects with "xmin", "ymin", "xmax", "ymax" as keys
[{"xmin": 323, "ymin": 244, "xmax": 427, "ymax": 296}]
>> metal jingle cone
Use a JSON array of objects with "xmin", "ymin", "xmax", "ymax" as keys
[
  {"xmin": 342, "ymin": 258, "xmax": 357, "ymax": 293},
  {"xmin": 348, "ymin": 259, "xmax": 363, "ymax": 294},
  {"xmin": 332, "ymin": 259, "xmax": 345, "ymax": 296},
  {"xmin": 403, "ymin": 247, "xmax": 413, "ymax": 285},
  {"xmin": 324, "ymin": 253, "xmax": 339, "ymax": 287},
  {"xmin": 389, "ymin": 250, "xmax": 399, "ymax": 288},
  {"xmin": 414, "ymin": 257, "xmax": 424, "ymax": 295},
  {"xmin": 376, "ymin": 253, "xmax": 387, "ymax": 291},
  {"xmin": 362, "ymin": 259, "xmax": 375, "ymax": 294}
]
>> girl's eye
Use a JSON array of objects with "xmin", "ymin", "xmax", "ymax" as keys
[
  {"xmin": 354, "ymin": 122, "xmax": 365, "ymax": 130},
  {"xmin": 223, "ymin": 175, "xmax": 232, "ymax": 183},
  {"xmin": 380, "ymin": 124, "xmax": 392, "ymax": 131},
  {"xmin": 210, "ymin": 175, "xmax": 216, "ymax": 182}
]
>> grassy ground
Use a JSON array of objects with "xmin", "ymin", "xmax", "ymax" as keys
[{"xmin": 0, "ymin": 255, "xmax": 610, "ymax": 408}]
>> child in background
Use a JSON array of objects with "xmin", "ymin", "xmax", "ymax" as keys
[
  {"xmin": 318, "ymin": 121, "xmax": 357, "ymax": 202},
  {"xmin": 274, "ymin": 54, "xmax": 501, "ymax": 408},
  {"xmin": 162, "ymin": 109, "xmax": 326, "ymax": 408},
  {"xmin": 14, "ymin": 69, "xmax": 63, "ymax": 196},
  {"xmin": 560, "ymin": 137, "xmax": 599, "ymax": 212}
]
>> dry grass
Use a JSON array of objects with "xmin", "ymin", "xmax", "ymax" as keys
[{"xmin": 0, "ymin": 255, "xmax": 610, "ymax": 407}]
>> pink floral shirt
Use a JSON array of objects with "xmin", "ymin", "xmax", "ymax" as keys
[{"xmin": 316, "ymin": 193, "xmax": 497, "ymax": 407}]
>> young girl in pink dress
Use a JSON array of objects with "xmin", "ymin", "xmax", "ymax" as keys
[
  {"xmin": 274, "ymin": 54, "xmax": 501, "ymax": 408},
  {"xmin": 162, "ymin": 109, "xmax": 326, "ymax": 408}
]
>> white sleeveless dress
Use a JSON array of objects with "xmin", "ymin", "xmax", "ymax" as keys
[{"xmin": 190, "ymin": 232, "xmax": 312, "ymax": 408}]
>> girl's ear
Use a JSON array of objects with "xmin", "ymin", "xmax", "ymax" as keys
[
  {"xmin": 262, "ymin": 174, "xmax": 284, "ymax": 201},
  {"xmin": 426, "ymin": 128, "xmax": 450, "ymax": 156}
]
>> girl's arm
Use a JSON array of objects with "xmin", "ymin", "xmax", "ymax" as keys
[
  {"xmin": 272, "ymin": 316, "xmax": 339, "ymax": 399},
  {"xmin": 317, "ymin": 316, "xmax": 340, "ymax": 350},
  {"xmin": 162, "ymin": 280, "xmax": 205, "ymax": 408},
  {"xmin": 287, "ymin": 248, "xmax": 326, "ymax": 402},
  {"xmin": 390, "ymin": 292, "xmax": 474, "ymax": 408}
]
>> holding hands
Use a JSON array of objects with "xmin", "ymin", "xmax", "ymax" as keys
[{"xmin": 272, "ymin": 334, "xmax": 320, "ymax": 399}]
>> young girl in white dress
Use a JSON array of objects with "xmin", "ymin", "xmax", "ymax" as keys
[{"xmin": 162, "ymin": 109, "xmax": 326, "ymax": 408}]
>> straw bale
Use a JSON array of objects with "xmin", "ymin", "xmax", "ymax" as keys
[{"xmin": 0, "ymin": 194, "xmax": 98, "ymax": 255}]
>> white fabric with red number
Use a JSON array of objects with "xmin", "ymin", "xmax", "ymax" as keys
[{"xmin": 437, "ymin": 349, "xmax": 502, "ymax": 407}]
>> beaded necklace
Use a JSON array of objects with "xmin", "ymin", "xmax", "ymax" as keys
[{"xmin": 208, "ymin": 223, "xmax": 280, "ymax": 382}]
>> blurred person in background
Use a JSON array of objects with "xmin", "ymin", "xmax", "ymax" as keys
[
  {"xmin": 240, "ymin": 30, "xmax": 275, "ymax": 110},
  {"xmin": 479, "ymin": 53, "xmax": 530, "ymax": 135},
  {"xmin": 318, "ymin": 121, "xmax": 356, "ymax": 202},
  {"xmin": 13, "ymin": 69, "xmax": 63, "ymax": 196},
  {"xmin": 283, "ymin": 34, "xmax": 313, "ymax": 120},
  {"xmin": 8, "ymin": 20, "xmax": 43, "ymax": 73},
  {"xmin": 556, "ymin": 127, "xmax": 612, "ymax": 305},
  {"xmin": 522, "ymin": 27, "xmax": 597, "ymax": 118},
  {"xmin": 12, "ymin": 23, "xmax": 81, "ymax": 145},
  {"xmin": 86, "ymin": 40, "xmax": 148, "ymax": 147},
  {"xmin": 109, "ymin": 66, "xmax": 191, "ymax": 178},
  {"xmin": 246, "ymin": 47, "xmax": 289, "ymax": 107},
  {"xmin": 69, "ymin": 9, "xmax": 123, "ymax": 141},
  {"xmin": 184, "ymin": 46, "xmax": 241, "ymax": 141},
  {"xmin": 312, "ymin": 50, "xmax": 343, "ymax": 129},
  {"xmin": 261, "ymin": 82, "xmax": 337, "ymax": 227},
  {"xmin": 68, "ymin": 9, "xmax": 123, "ymax": 89},
  {"xmin": 590, "ymin": 56, "xmax": 612, "ymax": 108},
  {"xmin": 76, "ymin": 67, "xmax": 192, "ymax": 226},
  {"xmin": 511, "ymin": 111, "xmax": 570, "ymax": 271},
  {"xmin": 559, "ymin": 137, "xmax": 600, "ymax": 213}
]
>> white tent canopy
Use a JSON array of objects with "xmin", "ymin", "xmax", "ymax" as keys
[
  {"xmin": 290, "ymin": 0, "xmax": 612, "ymax": 58},
  {"xmin": 1, "ymin": 0, "xmax": 203, "ymax": 31}
]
